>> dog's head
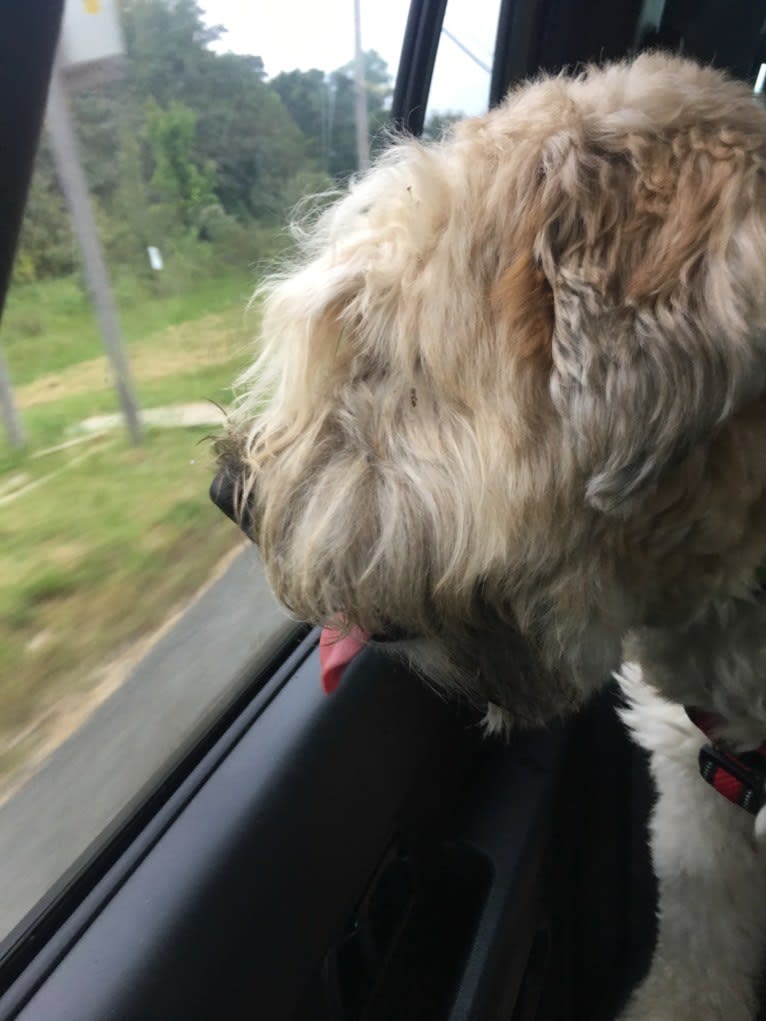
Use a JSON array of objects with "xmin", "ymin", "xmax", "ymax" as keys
[{"xmin": 216, "ymin": 54, "xmax": 766, "ymax": 727}]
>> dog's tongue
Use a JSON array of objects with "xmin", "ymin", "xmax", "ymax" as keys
[{"xmin": 319, "ymin": 626, "xmax": 370, "ymax": 693}]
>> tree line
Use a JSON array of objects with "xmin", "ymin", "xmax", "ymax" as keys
[{"xmin": 15, "ymin": 0, "xmax": 397, "ymax": 286}]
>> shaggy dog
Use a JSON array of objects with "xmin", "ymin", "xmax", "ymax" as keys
[{"xmin": 216, "ymin": 53, "xmax": 766, "ymax": 1019}]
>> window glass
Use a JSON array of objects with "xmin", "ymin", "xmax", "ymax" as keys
[
  {"xmin": 0, "ymin": 0, "xmax": 409, "ymax": 945},
  {"xmin": 423, "ymin": 0, "xmax": 500, "ymax": 136}
]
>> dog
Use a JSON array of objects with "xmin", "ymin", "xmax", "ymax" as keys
[{"xmin": 215, "ymin": 53, "xmax": 766, "ymax": 1018}]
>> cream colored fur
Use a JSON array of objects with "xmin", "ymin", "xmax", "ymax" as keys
[{"xmin": 218, "ymin": 53, "xmax": 766, "ymax": 1016}]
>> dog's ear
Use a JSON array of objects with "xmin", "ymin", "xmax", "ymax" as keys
[{"xmin": 532, "ymin": 124, "xmax": 766, "ymax": 515}]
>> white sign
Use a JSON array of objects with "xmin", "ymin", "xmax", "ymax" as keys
[
  {"xmin": 147, "ymin": 247, "xmax": 164, "ymax": 272},
  {"xmin": 59, "ymin": 0, "xmax": 125, "ymax": 71}
]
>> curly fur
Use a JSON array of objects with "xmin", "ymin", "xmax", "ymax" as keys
[
  {"xmin": 219, "ymin": 53, "xmax": 766, "ymax": 717},
  {"xmin": 217, "ymin": 54, "xmax": 766, "ymax": 1016}
]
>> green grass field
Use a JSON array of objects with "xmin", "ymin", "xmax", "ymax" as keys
[{"xmin": 0, "ymin": 271, "xmax": 259, "ymax": 785}]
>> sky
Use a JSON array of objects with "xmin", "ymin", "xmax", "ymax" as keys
[{"xmin": 197, "ymin": 0, "xmax": 500, "ymax": 116}]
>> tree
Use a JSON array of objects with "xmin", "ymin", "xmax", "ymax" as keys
[
  {"xmin": 14, "ymin": 0, "xmax": 390, "ymax": 284},
  {"xmin": 326, "ymin": 50, "xmax": 392, "ymax": 176},
  {"xmin": 191, "ymin": 52, "xmax": 307, "ymax": 220},
  {"xmin": 122, "ymin": 0, "xmax": 307, "ymax": 221},
  {"xmin": 273, "ymin": 50, "xmax": 393, "ymax": 180},
  {"xmin": 144, "ymin": 99, "xmax": 215, "ymax": 228},
  {"xmin": 120, "ymin": 0, "xmax": 223, "ymax": 107},
  {"xmin": 271, "ymin": 69, "xmax": 330, "ymax": 165},
  {"xmin": 13, "ymin": 142, "xmax": 77, "ymax": 282}
]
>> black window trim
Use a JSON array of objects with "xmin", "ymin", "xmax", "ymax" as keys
[
  {"xmin": 390, "ymin": 0, "xmax": 448, "ymax": 136},
  {"xmin": 0, "ymin": 1, "xmax": 63, "ymax": 323}
]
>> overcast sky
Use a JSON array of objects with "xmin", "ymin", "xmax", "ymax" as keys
[{"xmin": 197, "ymin": 0, "xmax": 499, "ymax": 115}]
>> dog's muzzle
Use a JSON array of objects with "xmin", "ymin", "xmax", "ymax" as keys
[{"xmin": 210, "ymin": 466, "xmax": 418, "ymax": 643}]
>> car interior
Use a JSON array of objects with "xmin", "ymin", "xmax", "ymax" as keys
[{"xmin": 1, "ymin": 1, "xmax": 766, "ymax": 1019}]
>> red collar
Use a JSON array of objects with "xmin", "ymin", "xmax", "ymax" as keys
[{"xmin": 686, "ymin": 706, "xmax": 766, "ymax": 815}]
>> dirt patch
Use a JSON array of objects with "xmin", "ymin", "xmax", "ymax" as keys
[
  {"xmin": 77, "ymin": 402, "xmax": 227, "ymax": 434},
  {"xmin": 17, "ymin": 312, "xmax": 248, "ymax": 409}
]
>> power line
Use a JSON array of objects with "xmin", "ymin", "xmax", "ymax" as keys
[{"xmin": 441, "ymin": 27, "xmax": 491, "ymax": 75}]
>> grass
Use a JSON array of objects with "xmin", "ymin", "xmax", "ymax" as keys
[
  {"xmin": 1, "ymin": 279, "xmax": 259, "ymax": 462},
  {"xmin": 2, "ymin": 270, "xmax": 256, "ymax": 385},
  {"xmin": 0, "ymin": 269, "xmax": 259, "ymax": 785},
  {"xmin": 0, "ymin": 429, "xmax": 241, "ymax": 776}
]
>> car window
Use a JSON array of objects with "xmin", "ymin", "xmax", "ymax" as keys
[
  {"xmin": 423, "ymin": 0, "xmax": 501, "ymax": 134},
  {"xmin": 0, "ymin": 0, "xmax": 412, "ymax": 948}
]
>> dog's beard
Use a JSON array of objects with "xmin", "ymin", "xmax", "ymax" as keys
[
  {"xmin": 390, "ymin": 621, "xmax": 586, "ymax": 730},
  {"xmin": 214, "ymin": 439, "xmax": 623, "ymax": 731}
]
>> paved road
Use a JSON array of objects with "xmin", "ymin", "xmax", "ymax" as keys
[{"xmin": 0, "ymin": 546, "xmax": 291, "ymax": 938}]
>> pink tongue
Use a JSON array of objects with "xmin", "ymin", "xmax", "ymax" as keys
[{"xmin": 319, "ymin": 626, "xmax": 370, "ymax": 693}]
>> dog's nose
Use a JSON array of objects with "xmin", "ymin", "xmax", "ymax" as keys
[
  {"xmin": 210, "ymin": 466, "xmax": 253, "ymax": 538},
  {"xmin": 210, "ymin": 466, "xmax": 238, "ymax": 523}
]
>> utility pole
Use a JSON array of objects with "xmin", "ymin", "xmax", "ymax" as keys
[
  {"xmin": 353, "ymin": 0, "xmax": 369, "ymax": 172},
  {"xmin": 0, "ymin": 345, "xmax": 25, "ymax": 448},
  {"xmin": 47, "ymin": 62, "xmax": 142, "ymax": 444}
]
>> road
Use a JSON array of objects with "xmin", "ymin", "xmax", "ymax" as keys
[{"xmin": 0, "ymin": 546, "xmax": 292, "ymax": 939}]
